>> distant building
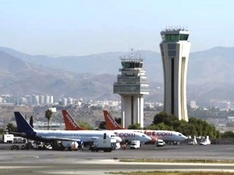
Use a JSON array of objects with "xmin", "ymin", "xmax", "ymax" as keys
[
  {"xmin": 32, "ymin": 95, "xmax": 40, "ymax": 106},
  {"xmin": 39, "ymin": 95, "xmax": 45, "ymax": 105},
  {"xmin": 190, "ymin": 101, "xmax": 199, "ymax": 109},
  {"xmin": 227, "ymin": 116, "xmax": 234, "ymax": 122},
  {"xmin": 50, "ymin": 96, "xmax": 54, "ymax": 104},
  {"xmin": 45, "ymin": 95, "xmax": 50, "ymax": 104}
]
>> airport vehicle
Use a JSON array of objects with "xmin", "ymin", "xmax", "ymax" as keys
[
  {"xmin": 59, "ymin": 141, "xmax": 79, "ymax": 150},
  {"xmin": 103, "ymin": 110, "xmax": 188, "ymax": 143},
  {"xmin": 130, "ymin": 140, "xmax": 141, "ymax": 149},
  {"xmin": 156, "ymin": 139, "xmax": 166, "ymax": 147},
  {"xmin": 187, "ymin": 136, "xmax": 198, "ymax": 145},
  {"xmin": 13, "ymin": 136, "xmax": 26, "ymax": 143},
  {"xmin": 62, "ymin": 109, "xmax": 152, "ymax": 144},
  {"xmin": 13, "ymin": 111, "xmax": 122, "ymax": 150},
  {"xmin": 89, "ymin": 133, "xmax": 116, "ymax": 152},
  {"xmin": 2, "ymin": 134, "xmax": 14, "ymax": 143},
  {"xmin": 10, "ymin": 145, "xmax": 20, "ymax": 150},
  {"xmin": 10, "ymin": 140, "xmax": 53, "ymax": 150},
  {"xmin": 199, "ymin": 136, "xmax": 211, "ymax": 145},
  {"xmin": 200, "ymin": 140, "xmax": 211, "ymax": 145},
  {"xmin": 24, "ymin": 141, "xmax": 52, "ymax": 150}
]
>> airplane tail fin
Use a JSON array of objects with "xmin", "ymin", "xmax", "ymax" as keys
[
  {"xmin": 14, "ymin": 111, "xmax": 34, "ymax": 133},
  {"xmin": 103, "ymin": 110, "xmax": 123, "ymax": 130},
  {"xmin": 62, "ymin": 109, "xmax": 86, "ymax": 130}
]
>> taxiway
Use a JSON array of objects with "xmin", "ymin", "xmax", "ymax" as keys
[{"xmin": 0, "ymin": 144, "xmax": 234, "ymax": 174}]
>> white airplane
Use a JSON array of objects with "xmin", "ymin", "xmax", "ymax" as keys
[
  {"xmin": 62, "ymin": 109, "xmax": 152, "ymax": 144},
  {"xmin": 103, "ymin": 110, "xmax": 188, "ymax": 143},
  {"xmin": 14, "ymin": 111, "xmax": 122, "ymax": 149}
]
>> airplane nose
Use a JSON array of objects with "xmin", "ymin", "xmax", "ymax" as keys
[
  {"xmin": 146, "ymin": 136, "xmax": 152, "ymax": 142},
  {"xmin": 151, "ymin": 137, "xmax": 157, "ymax": 142},
  {"xmin": 179, "ymin": 135, "xmax": 188, "ymax": 141}
]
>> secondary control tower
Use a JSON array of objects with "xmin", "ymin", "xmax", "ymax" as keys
[
  {"xmin": 159, "ymin": 28, "xmax": 191, "ymax": 121},
  {"xmin": 113, "ymin": 50, "xmax": 149, "ymax": 128}
]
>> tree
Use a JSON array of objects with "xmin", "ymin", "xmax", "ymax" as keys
[
  {"xmin": 45, "ymin": 109, "xmax": 53, "ymax": 130},
  {"xmin": 98, "ymin": 121, "xmax": 106, "ymax": 129},
  {"xmin": 221, "ymin": 131, "xmax": 234, "ymax": 138},
  {"xmin": 77, "ymin": 120, "xmax": 94, "ymax": 130},
  {"xmin": 115, "ymin": 117, "xmax": 121, "ymax": 125},
  {"xmin": 149, "ymin": 112, "xmax": 220, "ymax": 139},
  {"xmin": 29, "ymin": 116, "xmax": 34, "ymax": 128},
  {"xmin": 153, "ymin": 112, "xmax": 178, "ymax": 126},
  {"xmin": 128, "ymin": 123, "xmax": 141, "ymax": 129},
  {"xmin": 6, "ymin": 123, "xmax": 17, "ymax": 132},
  {"xmin": 0, "ymin": 128, "xmax": 4, "ymax": 134}
]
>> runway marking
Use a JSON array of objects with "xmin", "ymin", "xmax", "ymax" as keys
[
  {"xmin": 34, "ymin": 170, "xmax": 108, "ymax": 175},
  {"xmin": 0, "ymin": 166, "xmax": 46, "ymax": 169},
  {"xmin": 14, "ymin": 154, "xmax": 39, "ymax": 159},
  {"xmin": 31, "ymin": 169, "xmax": 234, "ymax": 174},
  {"xmin": 76, "ymin": 159, "xmax": 234, "ymax": 166}
]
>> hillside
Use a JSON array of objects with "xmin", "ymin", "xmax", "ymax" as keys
[{"xmin": 1, "ymin": 47, "xmax": 234, "ymax": 106}]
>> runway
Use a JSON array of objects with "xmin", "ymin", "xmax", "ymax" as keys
[{"xmin": 0, "ymin": 144, "xmax": 234, "ymax": 174}]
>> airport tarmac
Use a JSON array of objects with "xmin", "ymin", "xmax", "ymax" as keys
[{"xmin": 0, "ymin": 144, "xmax": 234, "ymax": 175}]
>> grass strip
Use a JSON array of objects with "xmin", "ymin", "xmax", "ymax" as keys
[
  {"xmin": 119, "ymin": 159, "xmax": 234, "ymax": 164},
  {"xmin": 108, "ymin": 171, "xmax": 234, "ymax": 175}
]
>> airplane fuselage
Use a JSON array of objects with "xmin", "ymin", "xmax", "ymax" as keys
[
  {"xmin": 22, "ymin": 129, "xmax": 122, "ymax": 143},
  {"xmin": 111, "ymin": 130, "xmax": 151, "ymax": 143},
  {"xmin": 132, "ymin": 130, "xmax": 187, "ymax": 142}
]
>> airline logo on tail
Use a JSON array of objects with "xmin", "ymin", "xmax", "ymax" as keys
[
  {"xmin": 62, "ymin": 110, "xmax": 86, "ymax": 130},
  {"xmin": 103, "ymin": 110, "xmax": 123, "ymax": 130}
]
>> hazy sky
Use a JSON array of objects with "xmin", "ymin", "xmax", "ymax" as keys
[{"xmin": 0, "ymin": 0, "xmax": 233, "ymax": 56}]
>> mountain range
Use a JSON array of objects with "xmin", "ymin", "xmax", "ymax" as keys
[{"xmin": 0, "ymin": 46, "xmax": 234, "ymax": 107}]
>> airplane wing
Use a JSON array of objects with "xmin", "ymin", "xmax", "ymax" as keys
[
  {"xmin": 36, "ymin": 135, "xmax": 82, "ymax": 142},
  {"xmin": 36, "ymin": 135, "xmax": 100, "ymax": 143},
  {"xmin": 9, "ymin": 132, "xmax": 82, "ymax": 142}
]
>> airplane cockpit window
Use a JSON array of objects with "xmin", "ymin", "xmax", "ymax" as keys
[
  {"xmin": 142, "ymin": 135, "xmax": 145, "ymax": 137},
  {"xmin": 178, "ymin": 134, "xmax": 182, "ymax": 136}
]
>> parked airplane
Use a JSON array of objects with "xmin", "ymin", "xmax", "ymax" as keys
[
  {"xmin": 62, "ymin": 109, "xmax": 152, "ymax": 144},
  {"xmin": 13, "ymin": 111, "xmax": 122, "ymax": 149},
  {"xmin": 103, "ymin": 110, "xmax": 188, "ymax": 143}
]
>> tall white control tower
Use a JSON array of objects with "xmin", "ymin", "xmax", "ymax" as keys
[
  {"xmin": 159, "ymin": 28, "xmax": 191, "ymax": 121},
  {"xmin": 113, "ymin": 50, "xmax": 149, "ymax": 128}
]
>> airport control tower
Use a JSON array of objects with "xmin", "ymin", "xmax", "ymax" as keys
[
  {"xmin": 159, "ymin": 28, "xmax": 191, "ymax": 122},
  {"xmin": 113, "ymin": 50, "xmax": 149, "ymax": 128}
]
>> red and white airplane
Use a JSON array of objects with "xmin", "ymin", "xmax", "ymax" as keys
[
  {"xmin": 62, "ymin": 109, "xmax": 152, "ymax": 144},
  {"xmin": 103, "ymin": 110, "xmax": 188, "ymax": 143}
]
